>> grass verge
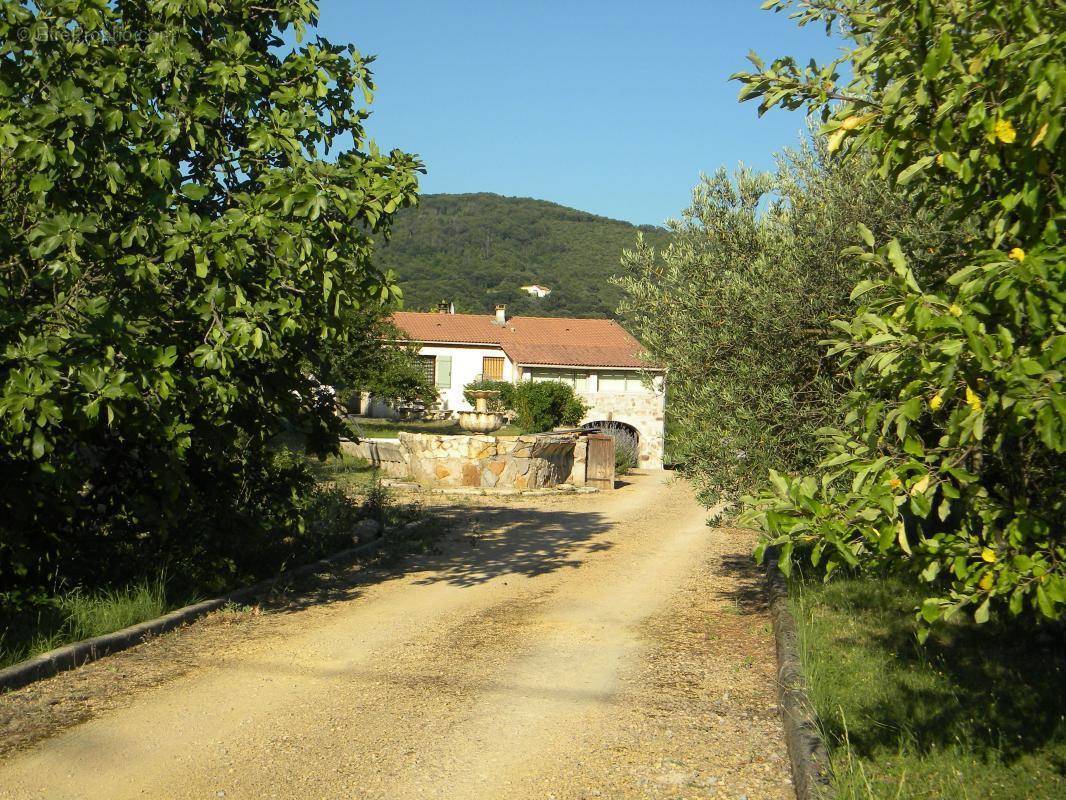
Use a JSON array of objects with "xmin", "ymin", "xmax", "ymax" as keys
[
  {"xmin": 308, "ymin": 451, "xmax": 386, "ymax": 494},
  {"xmin": 792, "ymin": 573, "xmax": 1066, "ymax": 800},
  {"xmin": 0, "ymin": 578, "xmax": 169, "ymax": 669},
  {"xmin": 1, "ymin": 455, "xmax": 428, "ymax": 671}
]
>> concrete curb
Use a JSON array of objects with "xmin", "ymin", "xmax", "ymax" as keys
[
  {"xmin": 765, "ymin": 553, "xmax": 832, "ymax": 800},
  {"xmin": 0, "ymin": 536, "xmax": 387, "ymax": 695}
]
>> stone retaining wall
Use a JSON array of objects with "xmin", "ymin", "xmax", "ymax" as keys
[
  {"xmin": 400, "ymin": 432, "xmax": 581, "ymax": 490},
  {"xmin": 340, "ymin": 438, "xmax": 408, "ymax": 478},
  {"xmin": 341, "ymin": 432, "xmax": 601, "ymax": 490}
]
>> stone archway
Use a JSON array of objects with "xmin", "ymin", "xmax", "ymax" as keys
[{"xmin": 581, "ymin": 420, "xmax": 640, "ymax": 471}]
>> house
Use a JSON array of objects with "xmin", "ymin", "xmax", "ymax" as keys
[
  {"xmin": 520, "ymin": 284, "xmax": 552, "ymax": 298},
  {"xmin": 378, "ymin": 305, "xmax": 667, "ymax": 469}
]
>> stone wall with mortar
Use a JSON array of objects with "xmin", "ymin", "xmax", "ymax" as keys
[
  {"xmin": 399, "ymin": 432, "xmax": 581, "ymax": 490},
  {"xmin": 579, "ymin": 391, "xmax": 666, "ymax": 469}
]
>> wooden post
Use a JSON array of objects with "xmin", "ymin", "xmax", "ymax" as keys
[{"xmin": 585, "ymin": 433, "xmax": 616, "ymax": 490}]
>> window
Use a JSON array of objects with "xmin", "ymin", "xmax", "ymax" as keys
[
  {"xmin": 418, "ymin": 356, "xmax": 436, "ymax": 385},
  {"xmin": 598, "ymin": 371, "xmax": 645, "ymax": 393},
  {"xmin": 482, "ymin": 356, "xmax": 505, "ymax": 381},
  {"xmin": 435, "ymin": 356, "xmax": 452, "ymax": 388},
  {"xmin": 530, "ymin": 369, "xmax": 588, "ymax": 391},
  {"xmin": 419, "ymin": 355, "xmax": 452, "ymax": 388}
]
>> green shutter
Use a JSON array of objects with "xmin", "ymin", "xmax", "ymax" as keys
[{"xmin": 436, "ymin": 355, "xmax": 452, "ymax": 388}]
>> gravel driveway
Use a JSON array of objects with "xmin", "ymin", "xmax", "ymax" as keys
[{"xmin": 0, "ymin": 470, "xmax": 791, "ymax": 799}]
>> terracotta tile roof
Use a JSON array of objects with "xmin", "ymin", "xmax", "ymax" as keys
[{"xmin": 390, "ymin": 311, "xmax": 660, "ymax": 370}]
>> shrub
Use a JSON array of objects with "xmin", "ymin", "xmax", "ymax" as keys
[
  {"xmin": 585, "ymin": 421, "xmax": 640, "ymax": 473},
  {"xmin": 361, "ymin": 479, "xmax": 392, "ymax": 525},
  {"xmin": 159, "ymin": 448, "xmax": 365, "ymax": 598},
  {"xmin": 510, "ymin": 381, "xmax": 588, "ymax": 433},
  {"xmin": 462, "ymin": 379, "xmax": 515, "ymax": 412},
  {"xmin": 0, "ymin": 457, "xmax": 375, "ymax": 666},
  {"xmin": 613, "ymin": 431, "xmax": 640, "ymax": 473}
]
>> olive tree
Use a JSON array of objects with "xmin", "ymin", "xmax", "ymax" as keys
[{"xmin": 615, "ymin": 141, "xmax": 961, "ymax": 502}]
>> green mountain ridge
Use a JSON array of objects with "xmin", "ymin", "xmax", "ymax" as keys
[{"xmin": 374, "ymin": 192, "xmax": 667, "ymax": 319}]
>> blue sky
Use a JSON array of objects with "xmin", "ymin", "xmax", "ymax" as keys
[{"xmin": 316, "ymin": 1, "xmax": 843, "ymax": 226}]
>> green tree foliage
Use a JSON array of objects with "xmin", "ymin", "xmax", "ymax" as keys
[
  {"xmin": 615, "ymin": 142, "xmax": 962, "ymax": 501},
  {"xmin": 510, "ymin": 381, "xmax": 588, "ymax": 433},
  {"xmin": 374, "ymin": 193, "xmax": 669, "ymax": 319},
  {"xmin": 736, "ymin": 0, "xmax": 1065, "ymax": 628},
  {"xmin": 317, "ymin": 310, "xmax": 436, "ymax": 410},
  {"xmin": 0, "ymin": 1, "xmax": 421, "ymax": 609}
]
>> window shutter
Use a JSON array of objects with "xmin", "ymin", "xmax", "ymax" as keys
[{"xmin": 436, "ymin": 356, "xmax": 452, "ymax": 388}]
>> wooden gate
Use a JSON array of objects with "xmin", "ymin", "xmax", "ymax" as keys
[{"xmin": 585, "ymin": 434, "xmax": 616, "ymax": 490}]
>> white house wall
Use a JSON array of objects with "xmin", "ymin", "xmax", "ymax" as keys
[{"xmin": 417, "ymin": 344, "xmax": 515, "ymax": 412}]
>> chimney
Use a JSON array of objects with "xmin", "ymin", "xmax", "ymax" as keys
[
  {"xmin": 437, "ymin": 300, "xmax": 454, "ymax": 315},
  {"xmin": 494, "ymin": 304, "xmax": 507, "ymax": 325}
]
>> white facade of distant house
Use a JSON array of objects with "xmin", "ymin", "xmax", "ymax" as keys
[
  {"xmin": 371, "ymin": 342, "xmax": 666, "ymax": 468},
  {"xmin": 520, "ymin": 284, "xmax": 552, "ymax": 298},
  {"xmin": 414, "ymin": 343, "xmax": 519, "ymax": 412}
]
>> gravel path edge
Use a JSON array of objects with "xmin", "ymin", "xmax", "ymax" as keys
[
  {"xmin": 0, "ymin": 536, "xmax": 386, "ymax": 695},
  {"xmin": 765, "ymin": 552, "xmax": 832, "ymax": 800}
]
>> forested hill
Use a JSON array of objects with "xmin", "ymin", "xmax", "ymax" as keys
[{"xmin": 373, "ymin": 193, "xmax": 668, "ymax": 319}]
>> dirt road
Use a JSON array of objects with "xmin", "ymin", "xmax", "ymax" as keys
[{"xmin": 0, "ymin": 471, "xmax": 791, "ymax": 799}]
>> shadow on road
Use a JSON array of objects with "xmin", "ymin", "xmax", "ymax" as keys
[
  {"xmin": 259, "ymin": 503, "xmax": 614, "ymax": 616},
  {"xmin": 410, "ymin": 505, "xmax": 614, "ymax": 587},
  {"xmin": 230, "ymin": 661, "xmax": 622, "ymax": 706},
  {"xmin": 714, "ymin": 551, "xmax": 768, "ymax": 615}
]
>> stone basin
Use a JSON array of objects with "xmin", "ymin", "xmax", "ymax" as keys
[
  {"xmin": 457, "ymin": 411, "xmax": 505, "ymax": 434},
  {"xmin": 459, "ymin": 388, "xmax": 505, "ymax": 433}
]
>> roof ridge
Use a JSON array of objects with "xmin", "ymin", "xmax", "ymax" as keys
[{"xmin": 393, "ymin": 310, "xmax": 621, "ymax": 324}]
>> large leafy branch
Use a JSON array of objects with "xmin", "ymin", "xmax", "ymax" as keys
[{"xmin": 735, "ymin": 0, "xmax": 1065, "ymax": 629}]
